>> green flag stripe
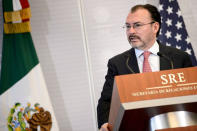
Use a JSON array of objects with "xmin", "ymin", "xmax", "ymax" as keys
[
  {"xmin": 3, "ymin": 0, "xmax": 13, "ymax": 12},
  {"xmin": 0, "ymin": 33, "xmax": 39, "ymax": 95}
]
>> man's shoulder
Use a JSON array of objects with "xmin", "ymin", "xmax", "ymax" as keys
[
  {"xmin": 159, "ymin": 43, "xmax": 193, "ymax": 67},
  {"xmin": 160, "ymin": 43, "xmax": 189, "ymax": 56}
]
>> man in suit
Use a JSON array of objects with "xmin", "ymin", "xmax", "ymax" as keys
[{"xmin": 97, "ymin": 4, "xmax": 193, "ymax": 131}]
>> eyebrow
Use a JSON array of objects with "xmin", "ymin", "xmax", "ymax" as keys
[{"xmin": 125, "ymin": 22, "xmax": 141, "ymax": 25}]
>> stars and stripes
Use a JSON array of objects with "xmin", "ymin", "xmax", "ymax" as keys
[{"xmin": 158, "ymin": 0, "xmax": 197, "ymax": 66}]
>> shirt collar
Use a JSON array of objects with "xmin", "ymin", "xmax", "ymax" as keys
[{"xmin": 135, "ymin": 41, "xmax": 159, "ymax": 58}]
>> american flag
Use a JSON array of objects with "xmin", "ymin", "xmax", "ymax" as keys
[{"xmin": 158, "ymin": 0, "xmax": 197, "ymax": 66}]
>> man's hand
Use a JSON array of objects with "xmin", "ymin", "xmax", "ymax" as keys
[{"xmin": 99, "ymin": 123, "xmax": 110, "ymax": 131}]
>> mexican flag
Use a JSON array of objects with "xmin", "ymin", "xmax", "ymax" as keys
[{"xmin": 0, "ymin": 0, "xmax": 59, "ymax": 130}]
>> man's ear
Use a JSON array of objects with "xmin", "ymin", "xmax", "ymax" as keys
[{"xmin": 153, "ymin": 22, "xmax": 160, "ymax": 34}]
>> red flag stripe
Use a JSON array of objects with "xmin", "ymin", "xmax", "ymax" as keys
[{"xmin": 20, "ymin": 0, "xmax": 30, "ymax": 9}]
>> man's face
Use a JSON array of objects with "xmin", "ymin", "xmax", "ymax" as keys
[{"xmin": 125, "ymin": 8, "xmax": 159, "ymax": 50}]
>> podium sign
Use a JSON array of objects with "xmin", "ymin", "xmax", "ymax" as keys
[{"xmin": 108, "ymin": 67, "xmax": 197, "ymax": 131}]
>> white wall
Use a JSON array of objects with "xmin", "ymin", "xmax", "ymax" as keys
[
  {"xmin": 30, "ymin": 0, "xmax": 97, "ymax": 130},
  {"xmin": 1, "ymin": 0, "xmax": 197, "ymax": 130}
]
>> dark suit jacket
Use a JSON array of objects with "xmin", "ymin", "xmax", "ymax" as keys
[{"xmin": 97, "ymin": 43, "xmax": 193, "ymax": 128}]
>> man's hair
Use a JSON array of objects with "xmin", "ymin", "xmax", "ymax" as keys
[{"xmin": 131, "ymin": 4, "xmax": 161, "ymax": 37}]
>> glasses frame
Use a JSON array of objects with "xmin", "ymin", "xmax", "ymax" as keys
[{"xmin": 123, "ymin": 21, "xmax": 155, "ymax": 30}]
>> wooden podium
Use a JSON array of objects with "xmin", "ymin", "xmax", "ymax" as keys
[{"xmin": 108, "ymin": 67, "xmax": 197, "ymax": 131}]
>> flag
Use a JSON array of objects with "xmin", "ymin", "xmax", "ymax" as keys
[
  {"xmin": 158, "ymin": 0, "xmax": 197, "ymax": 66},
  {"xmin": 0, "ymin": 0, "xmax": 59, "ymax": 130}
]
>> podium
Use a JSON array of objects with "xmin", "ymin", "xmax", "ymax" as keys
[{"xmin": 108, "ymin": 67, "xmax": 197, "ymax": 131}]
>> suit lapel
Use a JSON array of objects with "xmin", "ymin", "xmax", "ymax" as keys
[
  {"xmin": 159, "ymin": 44, "xmax": 172, "ymax": 70},
  {"xmin": 127, "ymin": 48, "xmax": 140, "ymax": 73}
]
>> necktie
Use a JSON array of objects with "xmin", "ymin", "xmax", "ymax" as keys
[{"xmin": 143, "ymin": 51, "xmax": 152, "ymax": 72}]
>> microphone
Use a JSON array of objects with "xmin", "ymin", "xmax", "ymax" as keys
[
  {"xmin": 126, "ymin": 55, "xmax": 135, "ymax": 73},
  {"xmin": 157, "ymin": 52, "xmax": 174, "ymax": 69}
]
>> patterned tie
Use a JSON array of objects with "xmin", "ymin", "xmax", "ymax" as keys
[{"xmin": 143, "ymin": 51, "xmax": 152, "ymax": 72}]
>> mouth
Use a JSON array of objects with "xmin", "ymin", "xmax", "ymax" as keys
[{"xmin": 129, "ymin": 35, "xmax": 140, "ymax": 42}]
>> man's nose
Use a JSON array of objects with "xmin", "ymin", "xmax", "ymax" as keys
[{"xmin": 128, "ymin": 26, "xmax": 136, "ymax": 33}]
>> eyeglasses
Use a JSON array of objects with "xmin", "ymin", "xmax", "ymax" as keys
[{"xmin": 123, "ymin": 21, "xmax": 155, "ymax": 30}]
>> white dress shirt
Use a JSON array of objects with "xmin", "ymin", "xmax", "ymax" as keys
[{"xmin": 135, "ymin": 41, "xmax": 160, "ymax": 73}]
